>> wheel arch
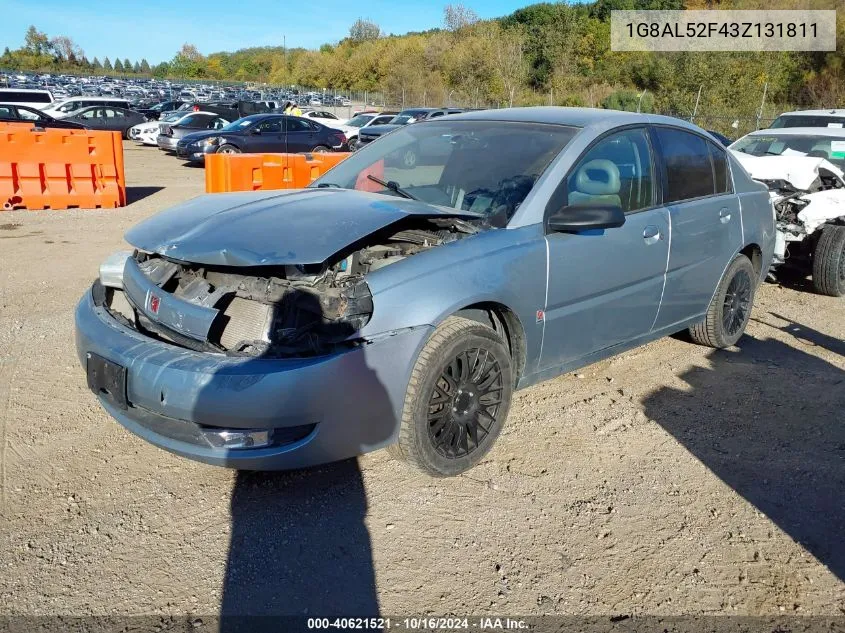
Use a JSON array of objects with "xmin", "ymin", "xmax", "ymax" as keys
[
  {"xmin": 452, "ymin": 302, "xmax": 527, "ymax": 386},
  {"xmin": 740, "ymin": 242, "xmax": 764, "ymax": 280}
]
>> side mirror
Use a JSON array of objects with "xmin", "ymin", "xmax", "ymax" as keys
[
  {"xmin": 250, "ymin": 127, "xmax": 262, "ymax": 135},
  {"xmin": 547, "ymin": 204, "xmax": 626, "ymax": 233}
]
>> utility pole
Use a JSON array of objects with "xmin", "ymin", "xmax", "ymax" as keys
[
  {"xmin": 691, "ymin": 85, "xmax": 702, "ymax": 124},
  {"xmin": 637, "ymin": 89, "xmax": 647, "ymax": 113},
  {"xmin": 756, "ymin": 82, "xmax": 768, "ymax": 130}
]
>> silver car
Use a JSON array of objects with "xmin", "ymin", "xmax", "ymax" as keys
[{"xmin": 75, "ymin": 108, "xmax": 775, "ymax": 476}]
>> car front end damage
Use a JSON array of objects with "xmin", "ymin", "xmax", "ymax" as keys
[
  {"xmin": 731, "ymin": 152, "xmax": 845, "ymax": 273},
  {"xmin": 75, "ymin": 190, "xmax": 481, "ymax": 468}
]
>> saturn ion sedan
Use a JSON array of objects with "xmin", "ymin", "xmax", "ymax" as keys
[{"xmin": 75, "ymin": 108, "xmax": 775, "ymax": 476}]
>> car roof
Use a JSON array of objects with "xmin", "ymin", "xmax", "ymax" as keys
[
  {"xmin": 439, "ymin": 106, "xmax": 707, "ymax": 134},
  {"xmin": 73, "ymin": 105, "xmax": 132, "ymax": 113},
  {"xmin": 55, "ymin": 96, "xmax": 128, "ymax": 102},
  {"xmin": 746, "ymin": 126, "xmax": 845, "ymax": 137},
  {"xmin": 777, "ymin": 109, "xmax": 845, "ymax": 117}
]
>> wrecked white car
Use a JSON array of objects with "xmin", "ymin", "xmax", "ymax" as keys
[{"xmin": 730, "ymin": 127, "xmax": 845, "ymax": 296}]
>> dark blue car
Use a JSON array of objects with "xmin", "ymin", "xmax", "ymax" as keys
[{"xmin": 176, "ymin": 113, "xmax": 347, "ymax": 162}]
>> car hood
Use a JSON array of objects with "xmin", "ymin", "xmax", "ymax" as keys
[
  {"xmin": 124, "ymin": 188, "xmax": 481, "ymax": 266},
  {"xmin": 361, "ymin": 124, "xmax": 403, "ymax": 137}
]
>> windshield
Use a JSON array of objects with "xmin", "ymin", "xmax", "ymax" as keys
[
  {"xmin": 311, "ymin": 120, "xmax": 577, "ymax": 224},
  {"xmin": 390, "ymin": 115, "xmax": 412, "ymax": 125},
  {"xmin": 770, "ymin": 115, "xmax": 845, "ymax": 129},
  {"xmin": 346, "ymin": 114, "xmax": 374, "ymax": 128},
  {"xmin": 220, "ymin": 117, "xmax": 257, "ymax": 132},
  {"xmin": 731, "ymin": 133, "xmax": 845, "ymax": 169}
]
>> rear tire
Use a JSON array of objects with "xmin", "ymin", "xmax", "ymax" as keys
[
  {"xmin": 310, "ymin": 145, "xmax": 330, "ymax": 153},
  {"xmin": 217, "ymin": 144, "xmax": 240, "ymax": 154},
  {"xmin": 811, "ymin": 224, "xmax": 845, "ymax": 297},
  {"xmin": 390, "ymin": 317, "xmax": 513, "ymax": 477},
  {"xmin": 689, "ymin": 254, "xmax": 756, "ymax": 348}
]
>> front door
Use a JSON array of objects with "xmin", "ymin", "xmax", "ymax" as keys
[
  {"xmin": 541, "ymin": 127, "xmax": 669, "ymax": 370},
  {"xmin": 249, "ymin": 117, "xmax": 285, "ymax": 152}
]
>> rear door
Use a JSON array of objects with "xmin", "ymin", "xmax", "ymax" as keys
[
  {"xmin": 77, "ymin": 107, "xmax": 105, "ymax": 129},
  {"xmin": 100, "ymin": 107, "xmax": 126, "ymax": 132},
  {"xmin": 650, "ymin": 126, "xmax": 742, "ymax": 329},
  {"xmin": 285, "ymin": 117, "xmax": 317, "ymax": 152},
  {"xmin": 540, "ymin": 127, "xmax": 670, "ymax": 369}
]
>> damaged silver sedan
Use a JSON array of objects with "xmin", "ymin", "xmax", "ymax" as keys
[{"xmin": 76, "ymin": 109, "xmax": 775, "ymax": 475}]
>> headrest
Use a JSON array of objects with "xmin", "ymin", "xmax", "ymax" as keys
[{"xmin": 574, "ymin": 159, "xmax": 621, "ymax": 195}]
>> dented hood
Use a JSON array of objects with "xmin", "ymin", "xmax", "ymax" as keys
[
  {"xmin": 729, "ymin": 151, "xmax": 845, "ymax": 190},
  {"xmin": 125, "ymin": 188, "xmax": 479, "ymax": 267}
]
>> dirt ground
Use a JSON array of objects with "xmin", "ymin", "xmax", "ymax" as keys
[{"xmin": 0, "ymin": 143, "xmax": 843, "ymax": 619}]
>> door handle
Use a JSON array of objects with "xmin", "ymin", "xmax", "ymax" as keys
[
  {"xmin": 719, "ymin": 208, "xmax": 732, "ymax": 223},
  {"xmin": 643, "ymin": 225, "xmax": 662, "ymax": 245}
]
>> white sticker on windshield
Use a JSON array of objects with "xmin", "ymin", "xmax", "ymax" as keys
[
  {"xmin": 827, "ymin": 123, "xmax": 843, "ymax": 128},
  {"xmin": 782, "ymin": 148, "xmax": 807, "ymax": 156}
]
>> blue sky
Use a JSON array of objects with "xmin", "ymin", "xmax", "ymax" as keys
[{"xmin": 3, "ymin": 0, "xmax": 529, "ymax": 64}]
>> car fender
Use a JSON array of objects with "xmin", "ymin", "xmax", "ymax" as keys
[{"xmin": 360, "ymin": 223, "xmax": 547, "ymax": 378}]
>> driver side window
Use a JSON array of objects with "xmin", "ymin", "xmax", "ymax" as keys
[{"xmin": 567, "ymin": 128, "xmax": 654, "ymax": 213}]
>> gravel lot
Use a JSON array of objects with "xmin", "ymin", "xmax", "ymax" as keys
[{"xmin": 0, "ymin": 143, "xmax": 843, "ymax": 619}]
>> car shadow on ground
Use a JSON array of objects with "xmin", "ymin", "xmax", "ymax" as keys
[
  {"xmin": 190, "ymin": 292, "xmax": 395, "ymax": 629},
  {"xmin": 767, "ymin": 267, "xmax": 818, "ymax": 295},
  {"xmin": 642, "ymin": 318, "xmax": 845, "ymax": 582},
  {"xmin": 219, "ymin": 460, "xmax": 379, "ymax": 631},
  {"xmin": 125, "ymin": 186, "xmax": 164, "ymax": 204}
]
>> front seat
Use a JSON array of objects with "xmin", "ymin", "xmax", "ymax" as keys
[{"xmin": 568, "ymin": 159, "xmax": 622, "ymax": 208}]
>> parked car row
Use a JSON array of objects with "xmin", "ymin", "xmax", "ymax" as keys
[
  {"xmin": 1, "ymin": 72, "xmax": 356, "ymax": 117},
  {"xmin": 130, "ymin": 110, "xmax": 349, "ymax": 163}
]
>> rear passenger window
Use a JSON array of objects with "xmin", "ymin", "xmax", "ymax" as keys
[
  {"xmin": 566, "ymin": 128, "xmax": 654, "ymax": 213},
  {"xmin": 654, "ymin": 127, "xmax": 715, "ymax": 202},
  {"xmin": 709, "ymin": 142, "xmax": 731, "ymax": 194}
]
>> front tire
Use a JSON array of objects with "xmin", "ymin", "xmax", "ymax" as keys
[
  {"xmin": 812, "ymin": 224, "xmax": 845, "ymax": 297},
  {"xmin": 689, "ymin": 254, "xmax": 756, "ymax": 348},
  {"xmin": 391, "ymin": 317, "xmax": 513, "ymax": 477},
  {"xmin": 217, "ymin": 144, "xmax": 240, "ymax": 154},
  {"xmin": 310, "ymin": 145, "xmax": 330, "ymax": 153}
]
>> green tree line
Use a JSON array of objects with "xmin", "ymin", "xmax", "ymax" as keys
[{"xmin": 3, "ymin": 0, "xmax": 845, "ymax": 126}]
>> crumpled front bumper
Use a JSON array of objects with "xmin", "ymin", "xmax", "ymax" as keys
[{"xmin": 75, "ymin": 288, "xmax": 431, "ymax": 470}]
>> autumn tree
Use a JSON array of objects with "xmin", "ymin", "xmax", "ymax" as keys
[
  {"xmin": 349, "ymin": 19, "xmax": 381, "ymax": 41},
  {"xmin": 443, "ymin": 4, "xmax": 479, "ymax": 31},
  {"xmin": 24, "ymin": 26, "xmax": 51, "ymax": 55}
]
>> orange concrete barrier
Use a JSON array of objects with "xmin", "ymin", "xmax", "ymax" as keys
[
  {"xmin": 0, "ymin": 127, "xmax": 125, "ymax": 211},
  {"xmin": 205, "ymin": 152, "xmax": 349, "ymax": 193}
]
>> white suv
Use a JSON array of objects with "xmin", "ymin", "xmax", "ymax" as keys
[
  {"xmin": 43, "ymin": 96, "xmax": 132, "ymax": 118},
  {"xmin": 0, "ymin": 89, "xmax": 54, "ymax": 110}
]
